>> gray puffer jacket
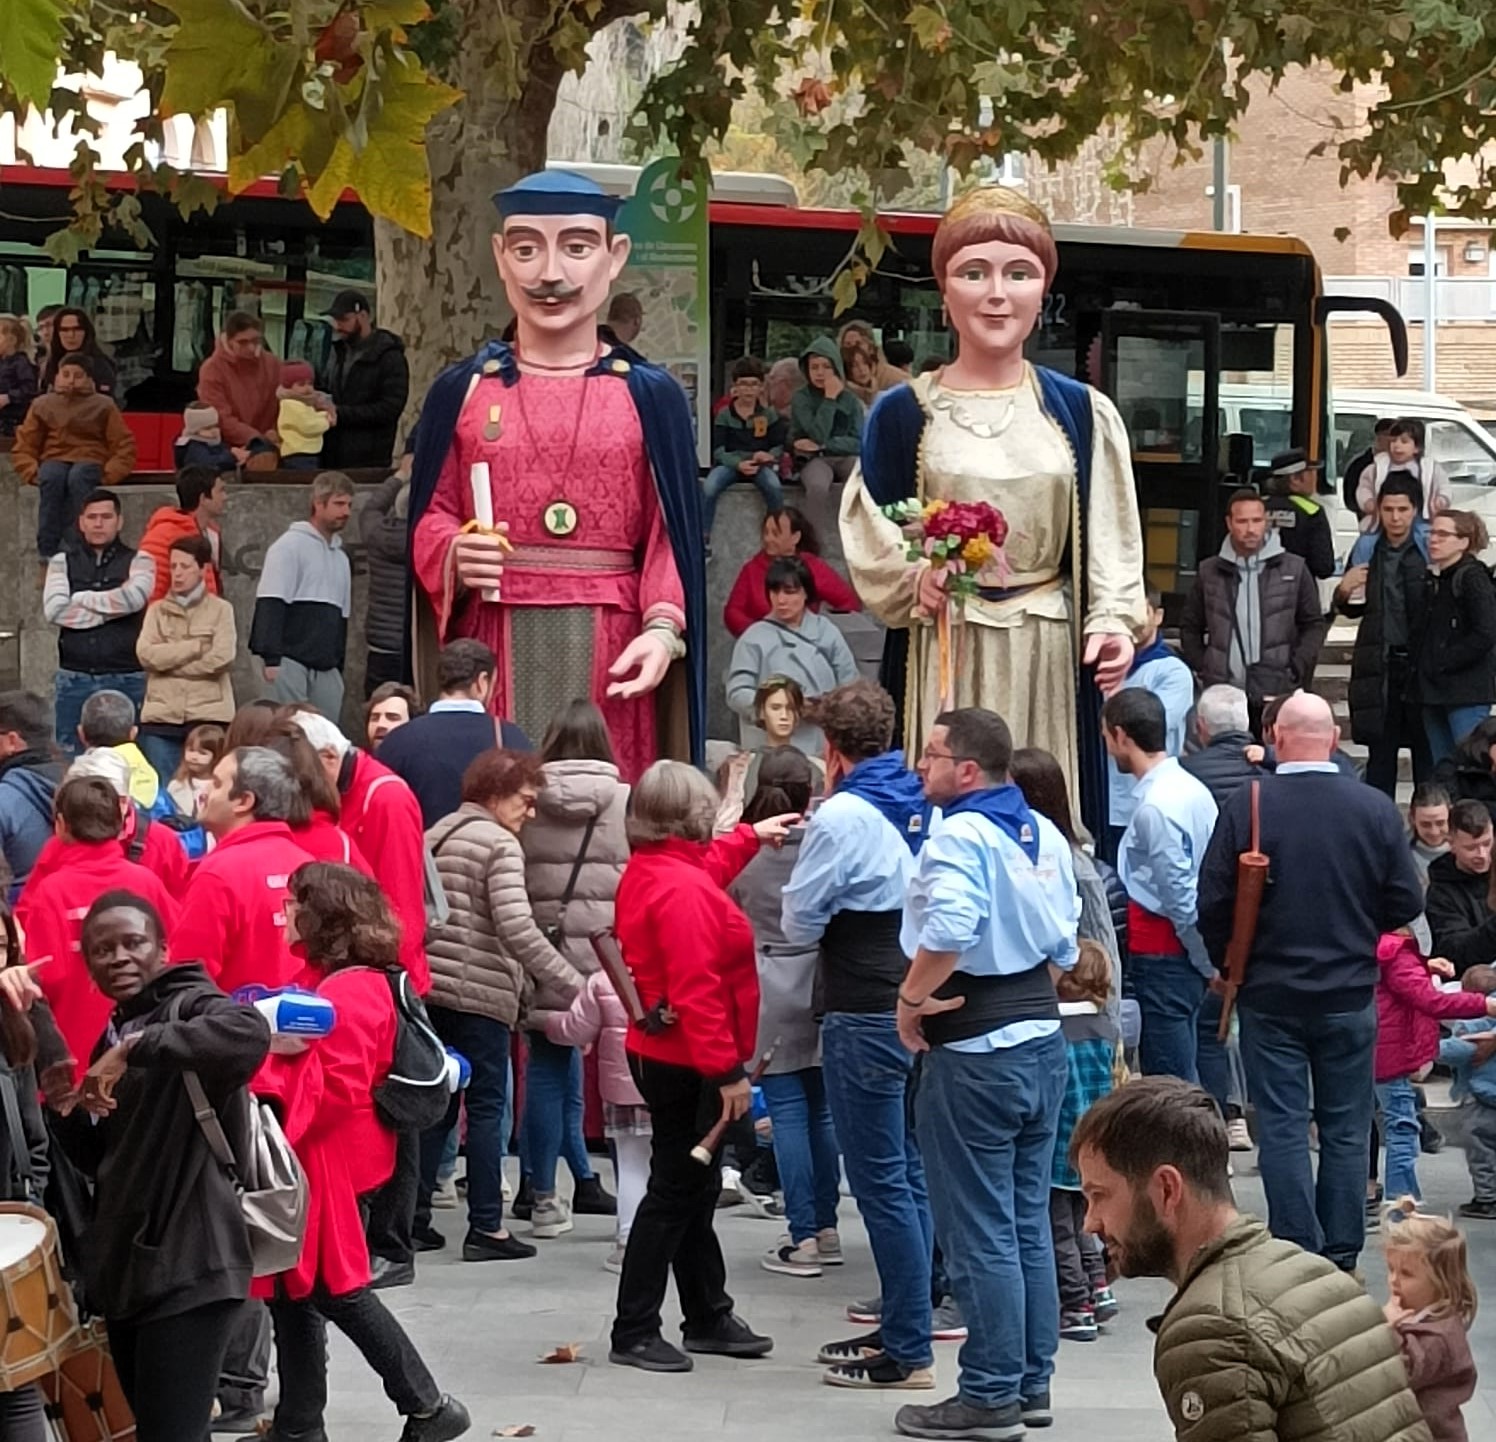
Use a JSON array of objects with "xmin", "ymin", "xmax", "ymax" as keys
[
  {"xmin": 426, "ymin": 803, "xmax": 581, "ymax": 1026},
  {"xmin": 520, "ymin": 759, "xmax": 630, "ymax": 1025}
]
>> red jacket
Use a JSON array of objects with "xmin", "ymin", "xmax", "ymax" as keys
[
  {"xmin": 25, "ymin": 807, "xmax": 192, "ymax": 897},
  {"xmin": 338, "ymin": 751, "xmax": 430, "ymax": 992},
  {"xmin": 292, "ymin": 811, "xmax": 373, "ymax": 875},
  {"xmin": 137, "ymin": 505, "xmax": 222, "ymax": 604},
  {"xmin": 618, "ymin": 825, "xmax": 762, "ymax": 1082},
  {"xmin": 173, "ymin": 821, "xmax": 315, "ymax": 996},
  {"xmin": 15, "ymin": 841, "xmax": 179, "ymax": 1077},
  {"xmin": 1375, "ymin": 933, "xmax": 1489, "ymax": 1082},
  {"xmin": 253, "ymin": 964, "xmax": 397, "ymax": 1299},
  {"xmin": 724, "ymin": 550, "xmax": 862, "ymax": 637}
]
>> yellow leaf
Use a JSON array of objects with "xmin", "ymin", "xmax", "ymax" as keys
[
  {"xmin": 158, "ymin": 0, "xmax": 281, "ymax": 119},
  {"xmin": 306, "ymin": 135, "xmax": 359, "ymax": 219},
  {"xmin": 227, "ymin": 102, "xmax": 317, "ymax": 192},
  {"xmin": 363, "ymin": 0, "xmax": 431, "ymax": 28}
]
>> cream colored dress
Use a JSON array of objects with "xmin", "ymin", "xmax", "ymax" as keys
[{"xmin": 840, "ymin": 366, "xmax": 1146, "ymax": 804}]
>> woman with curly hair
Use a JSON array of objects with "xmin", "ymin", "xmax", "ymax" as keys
[{"xmin": 255, "ymin": 862, "xmax": 469, "ymax": 1442}]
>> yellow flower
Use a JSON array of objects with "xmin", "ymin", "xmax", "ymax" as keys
[
  {"xmin": 922, "ymin": 499, "xmax": 949, "ymax": 520},
  {"xmin": 961, "ymin": 536, "xmax": 995, "ymax": 567}
]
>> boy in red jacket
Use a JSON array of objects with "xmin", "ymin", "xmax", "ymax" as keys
[{"xmin": 1375, "ymin": 930, "xmax": 1496, "ymax": 1205}]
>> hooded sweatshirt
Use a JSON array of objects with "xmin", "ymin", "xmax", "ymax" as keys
[
  {"xmin": 195, "ymin": 335, "xmax": 281, "ymax": 447},
  {"xmin": 0, "ymin": 754, "xmax": 62, "ymax": 903},
  {"xmin": 1223, "ymin": 527, "xmax": 1284, "ymax": 688},
  {"xmin": 789, "ymin": 337, "xmax": 865, "ymax": 456},
  {"xmin": 249, "ymin": 521, "xmax": 351, "ymax": 672}
]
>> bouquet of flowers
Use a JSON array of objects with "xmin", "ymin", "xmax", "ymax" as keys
[{"xmin": 881, "ymin": 497, "xmax": 1009, "ymax": 707}]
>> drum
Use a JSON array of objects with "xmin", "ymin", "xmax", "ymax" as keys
[
  {"xmin": 40, "ymin": 1324, "xmax": 135, "ymax": 1442},
  {"xmin": 0, "ymin": 1203, "xmax": 78, "ymax": 1391}
]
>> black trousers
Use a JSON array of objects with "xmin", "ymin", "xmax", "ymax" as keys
[
  {"xmin": 1364, "ymin": 658, "xmax": 1432, "ymax": 798},
  {"xmin": 364, "ymin": 648, "xmax": 411, "ymax": 698},
  {"xmin": 612, "ymin": 1056, "xmax": 734, "ymax": 1350},
  {"xmin": 107, "ymin": 1298, "xmax": 241, "ymax": 1442},
  {"xmin": 217, "ymin": 1297, "xmax": 270, "ymax": 1414},
  {"xmin": 366, "ymin": 1125, "xmax": 419, "ymax": 1265},
  {"xmin": 270, "ymin": 1286, "xmax": 440, "ymax": 1432}
]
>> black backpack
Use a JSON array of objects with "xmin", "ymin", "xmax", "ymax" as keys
[{"xmin": 372, "ymin": 969, "xmax": 452, "ymax": 1131}]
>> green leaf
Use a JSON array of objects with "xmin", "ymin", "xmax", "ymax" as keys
[
  {"xmin": 906, "ymin": 4, "xmax": 949, "ymax": 48},
  {"xmin": 158, "ymin": 0, "xmax": 281, "ymax": 119},
  {"xmin": 831, "ymin": 267, "xmax": 860, "ymax": 316},
  {"xmin": 0, "ymin": 0, "xmax": 69, "ymax": 110},
  {"xmin": 43, "ymin": 226, "xmax": 89, "ymax": 266}
]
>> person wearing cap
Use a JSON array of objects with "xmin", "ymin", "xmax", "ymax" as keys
[
  {"xmin": 173, "ymin": 403, "xmax": 238, "ymax": 474},
  {"xmin": 407, "ymin": 170, "xmax": 706, "ymax": 781},
  {"xmin": 322, "ymin": 290, "xmax": 409, "ymax": 471},
  {"xmin": 1264, "ymin": 448, "xmax": 1335, "ymax": 581},
  {"xmin": 277, "ymin": 359, "xmax": 335, "ymax": 471},
  {"xmin": 195, "ymin": 311, "xmax": 281, "ymax": 456}
]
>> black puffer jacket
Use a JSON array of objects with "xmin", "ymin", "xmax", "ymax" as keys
[
  {"xmin": 324, "ymin": 329, "xmax": 408, "ymax": 470},
  {"xmin": 1432, "ymin": 752, "xmax": 1496, "ymax": 826},
  {"xmin": 1181, "ymin": 731, "xmax": 1264, "ymax": 810},
  {"xmin": 1414, "ymin": 554, "xmax": 1496, "ymax": 708},
  {"xmin": 1342, "ymin": 538, "xmax": 1430, "ymax": 745},
  {"xmin": 359, "ymin": 473, "xmax": 410, "ymax": 656}
]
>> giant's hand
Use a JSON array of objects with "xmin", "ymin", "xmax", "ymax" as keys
[
  {"xmin": 1084, "ymin": 632, "xmax": 1134, "ymax": 697},
  {"xmin": 915, "ymin": 563, "xmax": 949, "ymax": 619},
  {"xmin": 606, "ymin": 632, "xmax": 672, "ymax": 700},
  {"xmin": 453, "ymin": 525, "xmax": 510, "ymax": 595}
]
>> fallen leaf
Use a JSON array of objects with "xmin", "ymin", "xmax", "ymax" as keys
[
  {"xmin": 538, "ymin": 1342, "xmax": 582, "ymax": 1364},
  {"xmin": 494, "ymin": 1428, "xmax": 536, "ymax": 1437},
  {"xmin": 792, "ymin": 77, "xmax": 832, "ymax": 118}
]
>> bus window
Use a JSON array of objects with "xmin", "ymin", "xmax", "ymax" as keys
[
  {"xmin": 1428, "ymin": 419, "xmax": 1496, "ymax": 487},
  {"xmin": 1112, "ymin": 333, "xmax": 1207, "ymax": 462},
  {"xmin": 1332, "ymin": 412, "xmax": 1378, "ymax": 477},
  {"xmin": 1238, "ymin": 407, "xmax": 1293, "ymax": 460}
]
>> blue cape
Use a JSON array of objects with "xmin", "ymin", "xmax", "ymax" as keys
[
  {"xmin": 942, "ymin": 783, "xmax": 1041, "ymax": 864},
  {"xmin": 405, "ymin": 338, "xmax": 706, "ymax": 767},
  {"xmin": 858, "ymin": 367, "xmax": 1108, "ymax": 842},
  {"xmin": 1128, "ymin": 633, "xmax": 1173, "ymax": 675},
  {"xmin": 835, "ymin": 749, "xmax": 931, "ymax": 854}
]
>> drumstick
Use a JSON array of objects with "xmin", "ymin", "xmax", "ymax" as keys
[{"xmin": 690, "ymin": 1039, "xmax": 779, "ymax": 1166}]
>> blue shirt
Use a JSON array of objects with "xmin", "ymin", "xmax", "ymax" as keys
[
  {"xmin": 1108, "ymin": 654, "xmax": 1195, "ymax": 828},
  {"xmin": 901, "ymin": 808, "xmax": 1079, "ymax": 1051},
  {"xmin": 781, "ymin": 791, "xmax": 917, "ymax": 946},
  {"xmin": 1118, "ymin": 757, "xmax": 1218, "ymax": 977}
]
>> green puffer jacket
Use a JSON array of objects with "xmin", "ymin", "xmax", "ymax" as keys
[{"xmin": 1153, "ymin": 1218, "xmax": 1429, "ymax": 1442}]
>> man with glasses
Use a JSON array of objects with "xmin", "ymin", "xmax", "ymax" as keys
[{"xmin": 892, "ymin": 707, "xmax": 1079, "ymax": 1442}]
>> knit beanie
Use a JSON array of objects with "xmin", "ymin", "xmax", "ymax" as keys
[
  {"xmin": 183, "ymin": 404, "xmax": 219, "ymax": 438},
  {"xmin": 281, "ymin": 360, "xmax": 315, "ymax": 387}
]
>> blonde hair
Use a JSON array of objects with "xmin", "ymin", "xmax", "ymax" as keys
[
  {"xmin": 1384, "ymin": 1199, "xmax": 1478, "ymax": 1326},
  {"xmin": 627, "ymin": 760, "xmax": 719, "ymax": 847},
  {"xmin": 0, "ymin": 316, "xmax": 30, "ymax": 355},
  {"xmin": 1056, "ymin": 938, "xmax": 1112, "ymax": 1008}
]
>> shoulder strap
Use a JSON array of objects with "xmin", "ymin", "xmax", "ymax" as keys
[
  {"xmin": 559, "ymin": 816, "xmax": 599, "ymax": 912},
  {"xmin": 431, "ymin": 814, "xmax": 490, "ymax": 854},
  {"xmin": 126, "ymin": 811, "xmax": 149, "ymax": 864},
  {"xmin": 0, "ymin": 1073, "xmax": 33, "ymax": 1193},
  {"xmin": 1250, "ymin": 779, "xmax": 1261, "ymax": 854},
  {"xmin": 168, "ymin": 992, "xmax": 240, "ymax": 1180}
]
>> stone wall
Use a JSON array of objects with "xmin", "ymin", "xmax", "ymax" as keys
[{"xmin": 0, "ymin": 461, "xmax": 882, "ymax": 749}]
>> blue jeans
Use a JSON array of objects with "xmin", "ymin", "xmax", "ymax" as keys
[
  {"xmin": 1423, "ymin": 705, "xmax": 1491, "ymax": 766},
  {"xmin": 1239, "ymin": 1001, "xmax": 1377, "ymax": 1270},
  {"xmin": 821, "ymin": 1012, "xmax": 933, "ymax": 1369},
  {"xmin": 137, "ymin": 732, "xmax": 184, "ymax": 792},
  {"xmin": 1375, "ymin": 1076, "xmax": 1421, "ymax": 1203},
  {"xmin": 1131, "ymin": 952, "xmax": 1207, "ymax": 1083},
  {"xmin": 36, "ymin": 459, "xmax": 102, "ymax": 558},
  {"xmin": 418, "ymin": 1007, "xmax": 510, "ymax": 1234},
  {"xmin": 521, "ymin": 1030, "xmax": 593, "ymax": 1193},
  {"xmin": 915, "ymin": 1032, "xmax": 1067, "ymax": 1409},
  {"xmin": 701, "ymin": 462, "xmax": 784, "ymax": 537},
  {"xmin": 1196, "ymin": 990, "xmax": 1239, "ymax": 1119},
  {"xmin": 54, "ymin": 669, "xmax": 145, "ymax": 758},
  {"xmin": 759, "ymin": 1068, "xmax": 840, "ymax": 1244}
]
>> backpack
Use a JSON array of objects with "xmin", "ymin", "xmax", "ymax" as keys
[
  {"xmin": 372, "ymin": 968, "xmax": 452, "ymax": 1131},
  {"xmin": 172, "ymin": 996, "xmax": 308, "ymax": 1277},
  {"xmin": 361, "ymin": 772, "xmax": 449, "ymax": 933}
]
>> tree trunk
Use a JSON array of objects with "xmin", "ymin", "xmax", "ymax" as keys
[{"xmin": 374, "ymin": 0, "xmax": 566, "ymax": 422}]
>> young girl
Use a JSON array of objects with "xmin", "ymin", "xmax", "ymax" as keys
[
  {"xmin": 167, "ymin": 723, "xmax": 226, "ymax": 820},
  {"xmin": 714, "ymin": 678, "xmax": 823, "ymax": 831},
  {"xmin": 1383, "ymin": 1201, "xmax": 1478, "ymax": 1442},
  {"xmin": 0, "ymin": 315, "xmax": 38, "ymax": 437},
  {"xmin": 1050, "ymin": 939, "xmax": 1121, "ymax": 1342},
  {"xmin": 1374, "ymin": 930, "xmax": 1493, "ymax": 1204}
]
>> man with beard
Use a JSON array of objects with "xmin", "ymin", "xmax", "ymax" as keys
[{"xmin": 1072, "ymin": 1078, "xmax": 1429, "ymax": 1442}]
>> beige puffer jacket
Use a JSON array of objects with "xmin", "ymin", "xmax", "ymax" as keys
[
  {"xmin": 425, "ymin": 802, "xmax": 582, "ymax": 1026},
  {"xmin": 520, "ymin": 759, "xmax": 629, "ymax": 1026}
]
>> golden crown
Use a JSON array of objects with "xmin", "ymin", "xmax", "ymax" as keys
[{"xmin": 942, "ymin": 185, "xmax": 1052, "ymax": 234}]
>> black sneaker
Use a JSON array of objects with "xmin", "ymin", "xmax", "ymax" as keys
[
  {"xmin": 413, "ymin": 1224, "xmax": 446, "ymax": 1253},
  {"xmin": 212, "ymin": 1407, "xmax": 268, "ymax": 1436},
  {"xmin": 682, "ymin": 1312, "xmax": 773, "ymax": 1357},
  {"xmin": 368, "ymin": 1257, "xmax": 415, "ymax": 1290},
  {"xmin": 610, "ymin": 1336, "xmax": 693, "ymax": 1372},
  {"xmin": 399, "ymin": 1395, "xmax": 471, "ymax": 1442},
  {"xmin": 823, "ymin": 1354, "xmax": 935, "ymax": 1389},
  {"xmin": 462, "ymin": 1228, "xmax": 537, "ymax": 1262},
  {"xmin": 511, "ymin": 1178, "xmax": 535, "ymax": 1221},
  {"xmin": 817, "ymin": 1329, "xmax": 883, "ymax": 1365},
  {"xmin": 261, "ymin": 1429, "xmax": 328, "ymax": 1442},
  {"xmin": 573, "ymin": 1176, "xmax": 618, "ymax": 1216},
  {"xmin": 1020, "ymin": 1390, "xmax": 1052, "ymax": 1428},
  {"xmin": 1459, "ymin": 1197, "xmax": 1496, "ymax": 1220},
  {"xmin": 895, "ymin": 1395, "xmax": 1025, "ymax": 1441}
]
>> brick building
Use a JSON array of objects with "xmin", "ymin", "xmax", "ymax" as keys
[{"xmin": 1030, "ymin": 65, "xmax": 1496, "ymax": 414}]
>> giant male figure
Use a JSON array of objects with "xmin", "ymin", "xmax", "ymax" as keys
[{"xmin": 408, "ymin": 171, "xmax": 705, "ymax": 777}]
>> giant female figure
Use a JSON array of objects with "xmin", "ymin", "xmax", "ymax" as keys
[{"xmin": 840, "ymin": 188, "xmax": 1146, "ymax": 836}]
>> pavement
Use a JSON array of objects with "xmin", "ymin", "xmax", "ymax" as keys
[{"xmin": 316, "ymin": 1143, "xmax": 1496, "ymax": 1442}]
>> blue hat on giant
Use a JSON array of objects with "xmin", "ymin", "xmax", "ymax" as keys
[{"xmin": 492, "ymin": 170, "xmax": 626, "ymax": 222}]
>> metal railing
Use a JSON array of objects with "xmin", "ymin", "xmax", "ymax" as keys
[{"xmin": 1325, "ymin": 275, "xmax": 1496, "ymax": 322}]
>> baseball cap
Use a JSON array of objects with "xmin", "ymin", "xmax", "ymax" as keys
[{"xmin": 325, "ymin": 290, "xmax": 371, "ymax": 319}]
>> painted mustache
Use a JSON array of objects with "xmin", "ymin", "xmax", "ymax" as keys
[{"xmin": 523, "ymin": 281, "xmax": 584, "ymax": 301}]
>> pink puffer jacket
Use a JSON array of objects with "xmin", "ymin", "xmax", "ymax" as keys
[
  {"xmin": 1375, "ymin": 933, "xmax": 1488, "ymax": 1083},
  {"xmin": 542, "ymin": 970, "xmax": 643, "ymax": 1107}
]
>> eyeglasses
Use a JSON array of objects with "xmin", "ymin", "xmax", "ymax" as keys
[
  {"xmin": 919, "ymin": 747, "xmax": 973, "ymax": 764},
  {"xmin": 1430, "ymin": 528, "xmax": 1462, "ymax": 540}
]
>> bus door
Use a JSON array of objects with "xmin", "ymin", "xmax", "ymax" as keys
[{"xmin": 1099, "ymin": 309, "xmax": 1221, "ymax": 615}]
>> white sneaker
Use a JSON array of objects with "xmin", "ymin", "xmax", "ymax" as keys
[
  {"xmin": 432, "ymin": 1175, "xmax": 459, "ymax": 1210},
  {"xmin": 531, "ymin": 1195, "xmax": 574, "ymax": 1238},
  {"xmin": 502, "ymin": 1174, "xmax": 513, "ymax": 1203},
  {"xmin": 1226, "ymin": 1118, "xmax": 1253, "ymax": 1152},
  {"xmin": 816, "ymin": 1228, "xmax": 844, "ymax": 1265},
  {"xmin": 604, "ymin": 1244, "xmax": 626, "ymax": 1274},
  {"xmin": 762, "ymin": 1235, "xmax": 822, "ymax": 1277}
]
